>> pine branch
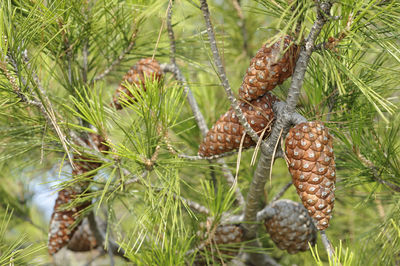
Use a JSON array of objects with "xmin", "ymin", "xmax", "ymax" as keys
[
  {"xmin": 320, "ymin": 230, "xmax": 335, "ymax": 258},
  {"xmin": 199, "ymin": 0, "xmax": 261, "ymax": 145},
  {"xmin": 242, "ymin": 1, "xmax": 334, "ymax": 262},
  {"xmin": 178, "ymin": 151, "xmax": 236, "ymax": 160},
  {"xmin": 165, "ymin": 1, "xmax": 245, "ymax": 206},
  {"xmin": 2, "ymin": 54, "xmax": 76, "ymax": 168},
  {"xmin": 0, "ymin": 60, "xmax": 139, "ymax": 183},
  {"xmin": 354, "ymin": 148, "xmax": 400, "ymax": 193},
  {"xmin": 270, "ymin": 181, "xmax": 293, "ymax": 203},
  {"xmin": 92, "ymin": 29, "xmax": 138, "ymax": 82},
  {"xmin": 231, "ymin": 0, "xmax": 250, "ymax": 57},
  {"xmin": 5, "ymin": 51, "xmax": 143, "ymax": 186}
]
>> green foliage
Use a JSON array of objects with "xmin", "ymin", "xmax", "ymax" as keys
[
  {"xmin": 0, "ymin": 207, "xmax": 45, "ymax": 265},
  {"xmin": 0, "ymin": 0, "xmax": 399, "ymax": 265},
  {"xmin": 310, "ymin": 241, "xmax": 354, "ymax": 266}
]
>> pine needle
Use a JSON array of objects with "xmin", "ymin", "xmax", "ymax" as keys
[{"xmin": 269, "ymin": 128, "xmax": 283, "ymax": 186}]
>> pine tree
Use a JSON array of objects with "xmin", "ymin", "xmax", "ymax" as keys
[{"xmin": 0, "ymin": 0, "xmax": 399, "ymax": 265}]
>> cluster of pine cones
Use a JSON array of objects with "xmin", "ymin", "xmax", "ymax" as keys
[
  {"xmin": 47, "ymin": 35, "xmax": 337, "ymax": 261},
  {"xmin": 196, "ymin": 35, "xmax": 337, "ymax": 259}
]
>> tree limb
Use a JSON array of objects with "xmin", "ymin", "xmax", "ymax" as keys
[{"xmin": 242, "ymin": 1, "xmax": 333, "ymax": 262}]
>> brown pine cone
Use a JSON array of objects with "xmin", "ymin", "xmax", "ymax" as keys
[
  {"xmin": 197, "ymin": 223, "xmax": 243, "ymax": 262},
  {"xmin": 67, "ymin": 219, "xmax": 97, "ymax": 252},
  {"xmin": 48, "ymin": 133, "xmax": 108, "ymax": 255},
  {"xmin": 264, "ymin": 199, "xmax": 317, "ymax": 254},
  {"xmin": 239, "ymin": 35, "xmax": 299, "ymax": 101},
  {"xmin": 113, "ymin": 58, "xmax": 163, "ymax": 109},
  {"xmin": 198, "ymin": 93, "xmax": 277, "ymax": 157},
  {"xmin": 285, "ymin": 121, "xmax": 336, "ymax": 230},
  {"xmin": 48, "ymin": 187, "xmax": 91, "ymax": 255}
]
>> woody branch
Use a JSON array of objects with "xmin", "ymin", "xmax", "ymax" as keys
[
  {"xmin": 164, "ymin": 0, "xmax": 245, "ymax": 206},
  {"xmin": 198, "ymin": 0, "xmax": 335, "ymax": 263}
]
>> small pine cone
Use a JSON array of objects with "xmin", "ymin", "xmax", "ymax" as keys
[
  {"xmin": 264, "ymin": 199, "xmax": 317, "ymax": 254},
  {"xmin": 113, "ymin": 58, "xmax": 163, "ymax": 109},
  {"xmin": 67, "ymin": 219, "xmax": 97, "ymax": 252},
  {"xmin": 48, "ymin": 188, "xmax": 91, "ymax": 255},
  {"xmin": 198, "ymin": 93, "xmax": 277, "ymax": 157},
  {"xmin": 285, "ymin": 121, "xmax": 336, "ymax": 230},
  {"xmin": 198, "ymin": 224, "xmax": 243, "ymax": 259},
  {"xmin": 239, "ymin": 35, "xmax": 299, "ymax": 101}
]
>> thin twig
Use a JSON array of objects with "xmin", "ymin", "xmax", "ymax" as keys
[
  {"xmin": 167, "ymin": 0, "xmax": 176, "ymax": 66},
  {"xmin": 152, "ymin": 0, "xmax": 172, "ymax": 60},
  {"xmin": 3, "ymin": 55, "xmax": 76, "ymax": 168},
  {"xmin": 320, "ymin": 230, "xmax": 335, "ymax": 258},
  {"xmin": 270, "ymin": 181, "xmax": 293, "ymax": 203},
  {"xmin": 217, "ymin": 159, "xmax": 245, "ymax": 206},
  {"xmin": 160, "ymin": 66, "xmax": 209, "ymax": 136},
  {"xmin": 231, "ymin": 0, "xmax": 250, "ymax": 57},
  {"xmin": 165, "ymin": 2, "xmax": 244, "ymax": 205},
  {"xmin": 199, "ymin": 0, "xmax": 261, "ymax": 144},
  {"xmin": 178, "ymin": 151, "xmax": 236, "ymax": 160},
  {"xmin": 93, "ymin": 29, "xmax": 138, "ymax": 82},
  {"xmin": 354, "ymin": 148, "xmax": 400, "ymax": 193},
  {"xmin": 179, "ymin": 195, "xmax": 210, "ymax": 216}
]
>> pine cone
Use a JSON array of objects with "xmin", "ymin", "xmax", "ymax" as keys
[
  {"xmin": 198, "ymin": 93, "xmax": 277, "ymax": 157},
  {"xmin": 197, "ymin": 223, "xmax": 243, "ymax": 262},
  {"xmin": 113, "ymin": 58, "xmax": 163, "ymax": 109},
  {"xmin": 285, "ymin": 121, "xmax": 336, "ymax": 230},
  {"xmin": 67, "ymin": 219, "xmax": 97, "ymax": 252},
  {"xmin": 264, "ymin": 199, "xmax": 317, "ymax": 254},
  {"xmin": 239, "ymin": 35, "xmax": 299, "ymax": 101},
  {"xmin": 48, "ymin": 133, "xmax": 108, "ymax": 255},
  {"xmin": 48, "ymin": 187, "xmax": 91, "ymax": 255}
]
